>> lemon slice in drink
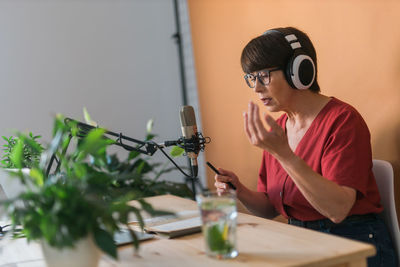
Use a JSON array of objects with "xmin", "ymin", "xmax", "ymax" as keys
[{"xmin": 222, "ymin": 224, "xmax": 229, "ymax": 240}]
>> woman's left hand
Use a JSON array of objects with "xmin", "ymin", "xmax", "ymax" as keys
[{"xmin": 243, "ymin": 101, "xmax": 292, "ymax": 159}]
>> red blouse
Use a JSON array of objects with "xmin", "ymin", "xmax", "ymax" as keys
[{"xmin": 257, "ymin": 97, "xmax": 382, "ymax": 221}]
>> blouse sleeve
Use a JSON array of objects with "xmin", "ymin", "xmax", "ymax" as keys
[{"xmin": 320, "ymin": 109, "xmax": 372, "ymax": 196}]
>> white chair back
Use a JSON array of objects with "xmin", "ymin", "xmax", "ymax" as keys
[{"xmin": 372, "ymin": 159, "xmax": 400, "ymax": 265}]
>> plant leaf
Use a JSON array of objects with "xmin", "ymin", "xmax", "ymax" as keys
[
  {"xmin": 10, "ymin": 139, "xmax": 23, "ymax": 169},
  {"xmin": 128, "ymin": 227, "xmax": 140, "ymax": 250},
  {"xmin": 93, "ymin": 228, "xmax": 117, "ymax": 259},
  {"xmin": 146, "ymin": 119, "xmax": 154, "ymax": 134},
  {"xmin": 128, "ymin": 151, "xmax": 140, "ymax": 161},
  {"xmin": 77, "ymin": 128, "xmax": 109, "ymax": 159},
  {"xmin": 29, "ymin": 168, "xmax": 44, "ymax": 187},
  {"xmin": 170, "ymin": 146, "xmax": 185, "ymax": 157},
  {"xmin": 83, "ymin": 107, "xmax": 98, "ymax": 127}
]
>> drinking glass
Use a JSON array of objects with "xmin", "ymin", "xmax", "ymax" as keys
[{"xmin": 196, "ymin": 190, "xmax": 238, "ymax": 259}]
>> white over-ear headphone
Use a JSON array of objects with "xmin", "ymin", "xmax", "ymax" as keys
[{"xmin": 264, "ymin": 28, "xmax": 316, "ymax": 90}]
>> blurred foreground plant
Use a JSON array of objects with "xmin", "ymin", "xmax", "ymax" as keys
[{"xmin": 0, "ymin": 115, "xmax": 171, "ymax": 259}]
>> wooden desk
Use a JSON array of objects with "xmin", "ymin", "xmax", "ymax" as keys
[{"xmin": 1, "ymin": 195, "xmax": 375, "ymax": 267}]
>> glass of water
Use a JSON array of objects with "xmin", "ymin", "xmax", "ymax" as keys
[{"xmin": 196, "ymin": 190, "xmax": 238, "ymax": 259}]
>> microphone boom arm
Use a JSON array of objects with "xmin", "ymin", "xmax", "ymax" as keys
[
  {"xmin": 45, "ymin": 117, "xmax": 211, "ymax": 198},
  {"xmin": 66, "ymin": 118, "xmax": 159, "ymax": 156},
  {"xmin": 49, "ymin": 118, "xmax": 209, "ymax": 181}
]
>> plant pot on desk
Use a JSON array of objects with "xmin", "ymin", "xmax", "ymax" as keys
[{"xmin": 41, "ymin": 235, "xmax": 101, "ymax": 267}]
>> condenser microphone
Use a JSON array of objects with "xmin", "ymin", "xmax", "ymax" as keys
[{"xmin": 180, "ymin": 106, "xmax": 200, "ymax": 177}]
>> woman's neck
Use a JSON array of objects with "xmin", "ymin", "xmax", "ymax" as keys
[{"xmin": 285, "ymin": 92, "xmax": 331, "ymax": 130}]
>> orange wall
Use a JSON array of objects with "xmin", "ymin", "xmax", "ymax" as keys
[{"xmin": 188, "ymin": 0, "xmax": 400, "ymax": 215}]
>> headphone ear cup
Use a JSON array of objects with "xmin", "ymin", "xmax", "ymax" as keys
[
  {"xmin": 285, "ymin": 55, "xmax": 297, "ymax": 89},
  {"xmin": 262, "ymin": 28, "xmax": 316, "ymax": 90},
  {"xmin": 287, "ymin": 51, "xmax": 316, "ymax": 90}
]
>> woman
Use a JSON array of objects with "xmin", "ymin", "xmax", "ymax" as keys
[{"xmin": 214, "ymin": 27, "xmax": 396, "ymax": 267}]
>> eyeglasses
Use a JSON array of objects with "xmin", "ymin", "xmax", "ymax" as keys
[{"xmin": 244, "ymin": 67, "xmax": 281, "ymax": 88}]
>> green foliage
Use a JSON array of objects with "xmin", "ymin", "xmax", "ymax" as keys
[
  {"xmin": 1, "ymin": 133, "xmax": 44, "ymax": 168},
  {"xmin": 1, "ymin": 116, "xmax": 173, "ymax": 259},
  {"xmin": 101, "ymin": 133, "xmax": 192, "ymax": 199},
  {"xmin": 83, "ymin": 106, "xmax": 97, "ymax": 127},
  {"xmin": 170, "ymin": 146, "xmax": 185, "ymax": 158},
  {"xmin": 90, "ymin": 117, "xmax": 192, "ymax": 200}
]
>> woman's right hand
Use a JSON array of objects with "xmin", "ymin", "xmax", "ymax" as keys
[
  {"xmin": 214, "ymin": 168, "xmax": 241, "ymax": 194},
  {"xmin": 214, "ymin": 167, "xmax": 277, "ymax": 219}
]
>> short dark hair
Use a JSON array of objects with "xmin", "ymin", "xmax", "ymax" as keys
[{"xmin": 240, "ymin": 27, "xmax": 320, "ymax": 92}]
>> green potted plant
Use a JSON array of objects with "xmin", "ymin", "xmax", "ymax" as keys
[
  {"xmin": 1, "ymin": 132, "xmax": 44, "ymax": 169},
  {"xmin": 0, "ymin": 132, "xmax": 44, "ymax": 200},
  {"xmin": 1, "ymin": 115, "xmax": 170, "ymax": 267}
]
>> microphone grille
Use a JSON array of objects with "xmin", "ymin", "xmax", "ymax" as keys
[{"xmin": 180, "ymin": 106, "xmax": 196, "ymax": 126}]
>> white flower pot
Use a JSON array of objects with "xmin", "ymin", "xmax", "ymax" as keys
[{"xmin": 41, "ymin": 235, "xmax": 101, "ymax": 267}]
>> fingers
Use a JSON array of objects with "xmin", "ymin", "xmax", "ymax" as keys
[
  {"xmin": 213, "ymin": 168, "xmax": 237, "ymax": 192},
  {"xmin": 217, "ymin": 167, "xmax": 236, "ymax": 177},
  {"xmin": 215, "ymin": 173, "xmax": 233, "ymax": 184},
  {"xmin": 214, "ymin": 180, "xmax": 229, "ymax": 190},
  {"xmin": 243, "ymin": 112, "xmax": 252, "ymax": 141},
  {"xmin": 248, "ymin": 101, "xmax": 281, "ymax": 134},
  {"xmin": 251, "ymin": 103, "xmax": 269, "ymax": 139},
  {"xmin": 246, "ymin": 102, "xmax": 258, "ymax": 143},
  {"xmin": 242, "ymin": 101, "xmax": 288, "ymax": 156},
  {"xmin": 264, "ymin": 113, "xmax": 282, "ymax": 133},
  {"xmin": 245, "ymin": 101, "xmax": 269, "ymax": 145},
  {"xmin": 214, "ymin": 175, "xmax": 231, "ymax": 193}
]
